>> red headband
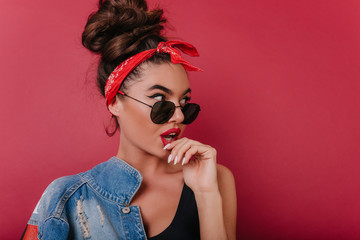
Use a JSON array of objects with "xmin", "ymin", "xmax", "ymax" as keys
[{"xmin": 105, "ymin": 40, "xmax": 202, "ymax": 107}]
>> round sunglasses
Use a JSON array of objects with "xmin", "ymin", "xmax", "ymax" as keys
[{"xmin": 122, "ymin": 93, "xmax": 200, "ymax": 124}]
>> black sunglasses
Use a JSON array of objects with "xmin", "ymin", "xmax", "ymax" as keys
[{"xmin": 122, "ymin": 93, "xmax": 200, "ymax": 124}]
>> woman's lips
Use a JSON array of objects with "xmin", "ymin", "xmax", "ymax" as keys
[
  {"xmin": 160, "ymin": 128, "xmax": 181, "ymax": 146},
  {"xmin": 160, "ymin": 135, "xmax": 179, "ymax": 146}
]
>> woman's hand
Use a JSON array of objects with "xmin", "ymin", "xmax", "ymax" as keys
[
  {"xmin": 164, "ymin": 137, "xmax": 219, "ymax": 194},
  {"xmin": 164, "ymin": 138, "xmax": 237, "ymax": 239}
]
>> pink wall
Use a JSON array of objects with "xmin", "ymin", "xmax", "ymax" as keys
[{"xmin": 1, "ymin": 0, "xmax": 360, "ymax": 239}]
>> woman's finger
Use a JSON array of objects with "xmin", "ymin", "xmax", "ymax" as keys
[
  {"xmin": 164, "ymin": 138, "xmax": 201, "ymax": 163},
  {"xmin": 181, "ymin": 146, "xmax": 199, "ymax": 165},
  {"xmin": 163, "ymin": 137, "xmax": 187, "ymax": 151},
  {"xmin": 172, "ymin": 141, "xmax": 201, "ymax": 165}
]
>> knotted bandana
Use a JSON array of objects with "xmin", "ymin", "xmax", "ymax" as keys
[{"xmin": 105, "ymin": 40, "xmax": 202, "ymax": 107}]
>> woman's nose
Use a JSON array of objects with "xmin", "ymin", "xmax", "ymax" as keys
[{"xmin": 169, "ymin": 105, "xmax": 184, "ymax": 123}]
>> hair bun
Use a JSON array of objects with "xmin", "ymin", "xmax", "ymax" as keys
[{"xmin": 82, "ymin": 0, "xmax": 166, "ymax": 62}]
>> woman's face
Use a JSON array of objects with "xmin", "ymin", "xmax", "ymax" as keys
[{"xmin": 111, "ymin": 62, "xmax": 192, "ymax": 159}]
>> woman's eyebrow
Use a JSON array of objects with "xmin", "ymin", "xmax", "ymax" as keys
[
  {"xmin": 183, "ymin": 88, "xmax": 191, "ymax": 96},
  {"xmin": 147, "ymin": 85, "xmax": 192, "ymax": 96},
  {"xmin": 148, "ymin": 85, "xmax": 172, "ymax": 94}
]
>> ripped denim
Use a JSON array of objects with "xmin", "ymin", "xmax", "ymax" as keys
[{"xmin": 25, "ymin": 157, "xmax": 148, "ymax": 240}]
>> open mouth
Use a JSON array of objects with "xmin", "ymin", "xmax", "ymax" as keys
[
  {"xmin": 162, "ymin": 132, "xmax": 178, "ymax": 141},
  {"xmin": 160, "ymin": 128, "xmax": 181, "ymax": 146}
]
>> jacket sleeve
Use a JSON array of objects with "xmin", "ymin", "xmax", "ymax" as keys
[
  {"xmin": 21, "ymin": 219, "xmax": 69, "ymax": 240},
  {"xmin": 23, "ymin": 177, "xmax": 74, "ymax": 240},
  {"xmin": 21, "ymin": 224, "xmax": 38, "ymax": 240}
]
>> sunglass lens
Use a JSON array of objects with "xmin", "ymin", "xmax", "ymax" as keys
[
  {"xmin": 182, "ymin": 103, "xmax": 201, "ymax": 124},
  {"xmin": 151, "ymin": 101, "xmax": 175, "ymax": 124}
]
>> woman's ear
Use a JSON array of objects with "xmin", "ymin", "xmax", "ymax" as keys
[{"xmin": 108, "ymin": 96, "xmax": 123, "ymax": 117}]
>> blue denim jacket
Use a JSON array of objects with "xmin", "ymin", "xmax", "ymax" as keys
[{"xmin": 26, "ymin": 157, "xmax": 149, "ymax": 240}]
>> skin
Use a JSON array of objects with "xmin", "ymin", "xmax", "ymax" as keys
[{"xmin": 108, "ymin": 62, "xmax": 237, "ymax": 240}]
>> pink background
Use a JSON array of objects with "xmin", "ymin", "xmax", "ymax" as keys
[{"xmin": 1, "ymin": 0, "xmax": 360, "ymax": 239}]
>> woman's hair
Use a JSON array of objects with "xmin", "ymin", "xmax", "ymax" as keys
[{"xmin": 82, "ymin": 0, "xmax": 171, "ymax": 136}]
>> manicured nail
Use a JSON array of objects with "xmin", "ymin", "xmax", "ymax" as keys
[
  {"xmin": 163, "ymin": 143, "xmax": 171, "ymax": 150},
  {"xmin": 168, "ymin": 154, "xmax": 173, "ymax": 163},
  {"xmin": 182, "ymin": 157, "xmax": 186, "ymax": 165},
  {"xmin": 173, "ymin": 156, "xmax": 178, "ymax": 165}
]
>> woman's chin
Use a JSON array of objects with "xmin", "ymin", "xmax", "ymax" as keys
[{"xmin": 158, "ymin": 150, "xmax": 170, "ymax": 160}]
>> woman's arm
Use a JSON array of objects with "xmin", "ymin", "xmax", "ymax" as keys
[
  {"xmin": 193, "ymin": 164, "xmax": 237, "ymax": 240},
  {"xmin": 218, "ymin": 164, "xmax": 237, "ymax": 239},
  {"xmin": 165, "ymin": 138, "xmax": 237, "ymax": 239}
]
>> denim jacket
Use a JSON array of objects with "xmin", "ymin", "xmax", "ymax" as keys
[{"xmin": 24, "ymin": 157, "xmax": 149, "ymax": 240}]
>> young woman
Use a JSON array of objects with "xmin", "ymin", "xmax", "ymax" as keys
[{"xmin": 22, "ymin": 0, "xmax": 237, "ymax": 239}]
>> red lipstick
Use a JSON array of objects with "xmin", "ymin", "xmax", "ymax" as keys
[{"xmin": 160, "ymin": 128, "xmax": 181, "ymax": 146}]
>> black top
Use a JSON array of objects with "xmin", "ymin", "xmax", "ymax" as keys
[{"xmin": 148, "ymin": 184, "xmax": 200, "ymax": 240}]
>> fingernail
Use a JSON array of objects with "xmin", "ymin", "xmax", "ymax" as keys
[
  {"xmin": 163, "ymin": 143, "xmax": 171, "ymax": 150},
  {"xmin": 168, "ymin": 154, "xmax": 173, "ymax": 163},
  {"xmin": 174, "ymin": 156, "xmax": 178, "ymax": 165},
  {"xmin": 182, "ymin": 157, "xmax": 186, "ymax": 165}
]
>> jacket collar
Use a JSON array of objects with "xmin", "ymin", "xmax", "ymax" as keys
[{"xmin": 80, "ymin": 157, "xmax": 143, "ymax": 205}]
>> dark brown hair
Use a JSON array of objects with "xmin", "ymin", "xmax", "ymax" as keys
[{"xmin": 82, "ymin": 0, "xmax": 171, "ymax": 136}]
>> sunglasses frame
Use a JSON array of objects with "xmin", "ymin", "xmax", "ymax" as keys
[{"xmin": 121, "ymin": 93, "xmax": 200, "ymax": 124}]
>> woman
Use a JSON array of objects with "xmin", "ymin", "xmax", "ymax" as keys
[{"xmin": 22, "ymin": 0, "xmax": 237, "ymax": 239}]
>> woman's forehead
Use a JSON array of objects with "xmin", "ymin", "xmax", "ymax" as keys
[{"xmin": 135, "ymin": 63, "xmax": 191, "ymax": 93}]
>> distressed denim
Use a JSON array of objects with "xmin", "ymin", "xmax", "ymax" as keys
[{"xmin": 27, "ymin": 157, "xmax": 149, "ymax": 240}]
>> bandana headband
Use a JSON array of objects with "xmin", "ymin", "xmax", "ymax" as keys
[{"xmin": 105, "ymin": 40, "xmax": 202, "ymax": 107}]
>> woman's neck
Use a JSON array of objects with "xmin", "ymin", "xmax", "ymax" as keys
[{"xmin": 116, "ymin": 136, "xmax": 180, "ymax": 177}]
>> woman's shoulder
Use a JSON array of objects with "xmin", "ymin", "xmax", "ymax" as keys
[
  {"xmin": 30, "ymin": 158, "xmax": 139, "ymax": 221},
  {"xmin": 42, "ymin": 174, "xmax": 86, "ymax": 201},
  {"xmin": 47, "ymin": 174, "xmax": 85, "ymax": 192},
  {"xmin": 216, "ymin": 163, "xmax": 235, "ymax": 185},
  {"xmin": 215, "ymin": 163, "xmax": 237, "ymax": 199},
  {"xmin": 31, "ymin": 174, "xmax": 86, "ymax": 217}
]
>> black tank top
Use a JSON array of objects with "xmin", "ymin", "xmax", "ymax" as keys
[{"xmin": 148, "ymin": 183, "xmax": 200, "ymax": 240}]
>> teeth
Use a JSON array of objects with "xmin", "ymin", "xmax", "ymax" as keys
[{"xmin": 162, "ymin": 132, "xmax": 178, "ymax": 141}]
